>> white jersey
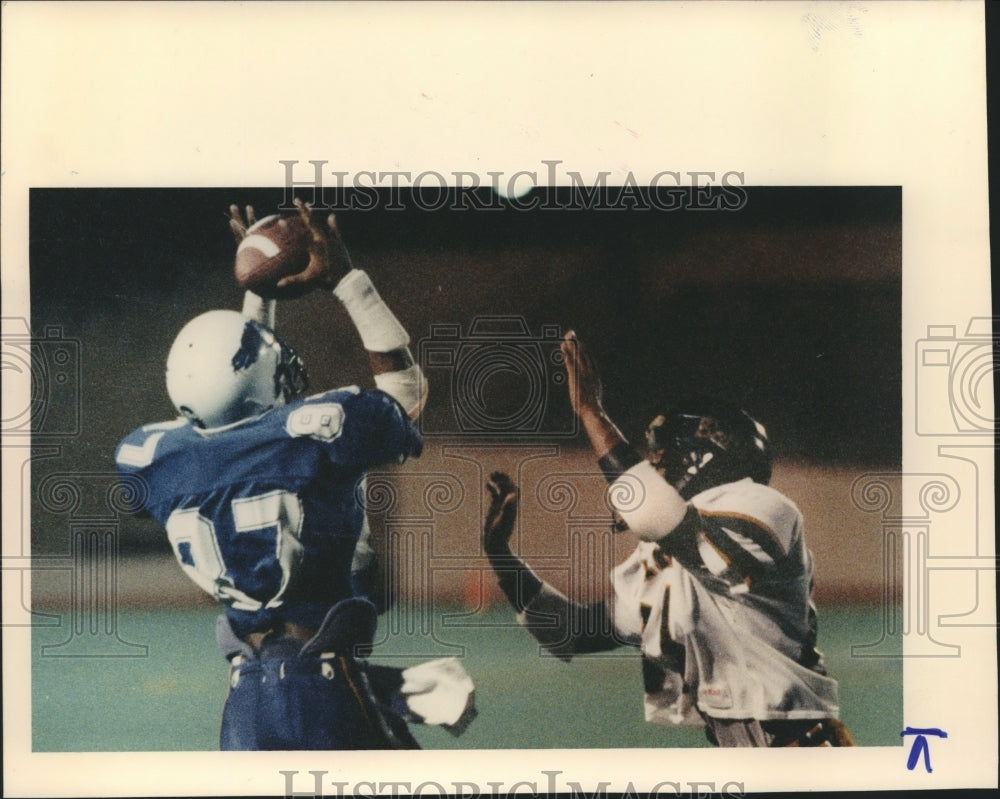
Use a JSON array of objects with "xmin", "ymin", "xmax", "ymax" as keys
[{"xmin": 609, "ymin": 477, "xmax": 840, "ymax": 724}]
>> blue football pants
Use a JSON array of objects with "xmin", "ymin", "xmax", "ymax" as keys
[{"xmin": 219, "ymin": 654, "xmax": 414, "ymax": 750}]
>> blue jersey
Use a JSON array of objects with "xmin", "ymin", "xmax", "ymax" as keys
[{"xmin": 115, "ymin": 387, "xmax": 422, "ymax": 638}]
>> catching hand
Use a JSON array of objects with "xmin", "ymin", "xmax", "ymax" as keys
[
  {"xmin": 560, "ymin": 330, "xmax": 605, "ymax": 418},
  {"xmin": 275, "ymin": 198, "xmax": 354, "ymax": 293},
  {"xmin": 483, "ymin": 472, "xmax": 518, "ymax": 556},
  {"xmin": 228, "ymin": 204, "xmax": 257, "ymax": 243}
]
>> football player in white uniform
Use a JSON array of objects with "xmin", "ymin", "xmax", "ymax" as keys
[{"xmin": 482, "ymin": 331, "xmax": 854, "ymax": 747}]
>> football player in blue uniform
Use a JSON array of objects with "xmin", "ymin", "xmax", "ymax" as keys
[
  {"xmin": 482, "ymin": 331, "xmax": 854, "ymax": 748},
  {"xmin": 116, "ymin": 201, "xmax": 473, "ymax": 750}
]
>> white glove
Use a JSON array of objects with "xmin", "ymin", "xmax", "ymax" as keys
[{"xmin": 400, "ymin": 657, "xmax": 476, "ymax": 735}]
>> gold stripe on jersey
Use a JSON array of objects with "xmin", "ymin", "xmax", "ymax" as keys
[
  {"xmin": 695, "ymin": 514, "xmax": 771, "ymax": 588},
  {"xmin": 698, "ymin": 509, "xmax": 788, "ymax": 561}
]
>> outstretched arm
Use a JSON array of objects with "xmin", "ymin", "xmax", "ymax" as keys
[
  {"xmin": 561, "ymin": 330, "xmax": 642, "ymax": 481},
  {"xmin": 284, "ymin": 200, "xmax": 427, "ymax": 419},
  {"xmin": 483, "ymin": 472, "xmax": 621, "ymax": 660},
  {"xmin": 561, "ymin": 330, "xmax": 689, "ymax": 541},
  {"xmin": 229, "ymin": 204, "xmax": 276, "ymax": 327},
  {"xmin": 483, "ymin": 472, "xmax": 544, "ymax": 612}
]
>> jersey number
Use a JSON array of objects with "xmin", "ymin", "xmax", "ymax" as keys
[
  {"xmin": 286, "ymin": 402, "xmax": 345, "ymax": 441},
  {"xmin": 165, "ymin": 490, "xmax": 304, "ymax": 611},
  {"xmin": 116, "ymin": 418, "xmax": 188, "ymax": 468}
]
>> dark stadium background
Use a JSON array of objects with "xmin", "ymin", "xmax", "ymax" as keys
[
  {"xmin": 29, "ymin": 185, "xmax": 901, "ymax": 472},
  {"xmin": 26, "ymin": 186, "xmax": 903, "ymax": 750}
]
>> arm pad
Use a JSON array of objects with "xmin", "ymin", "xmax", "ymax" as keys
[
  {"xmin": 609, "ymin": 461, "xmax": 688, "ymax": 541},
  {"xmin": 374, "ymin": 364, "xmax": 428, "ymax": 419},
  {"xmin": 334, "ymin": 269, "xmax": 410, "ymax": 352}
]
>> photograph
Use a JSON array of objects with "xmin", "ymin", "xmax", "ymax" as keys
[
  {"xmin": 26, "ymin": 185, "xmax": 902, "ymax": 755},
  {"xmin": 2, "ymin": 2, "xmax": 995, "ymax": 797}
]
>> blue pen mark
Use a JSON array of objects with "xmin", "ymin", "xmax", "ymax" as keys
[{"xmin": 901, "ymin": 727, "xmax": 948, "ymax": 773}]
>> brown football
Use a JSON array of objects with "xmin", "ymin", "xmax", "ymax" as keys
[{"xmin": 233, "ymin": 214, "xmax": 313, "ymax": 299}]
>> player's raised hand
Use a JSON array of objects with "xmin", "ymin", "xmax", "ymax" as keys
[
  {"xmin": 561, "ymin": 330, "xmax": 605, "ymax": 418},
  {"xmin": 483, "ymin": 472, "xmax": 518, "ymax": 555},
  {"xmin": 275, "ymin": 198, "xmax": 354, "ymax": 293},
  {"xmin": 228, "ymin": 204, "xmax": 258, "ymax": 243},
  {"xmin": 562, "ymin": 330, "xmax": 632, "ymax": 464}
]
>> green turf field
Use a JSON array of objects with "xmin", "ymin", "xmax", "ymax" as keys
[{"xmin": 31, "ymin": 603, "xmax": 901, "ymax": 751}]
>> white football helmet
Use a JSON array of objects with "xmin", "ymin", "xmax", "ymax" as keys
[{"xmin": 165, "ymin": 310, "xmax": 308, "ymax": 428}]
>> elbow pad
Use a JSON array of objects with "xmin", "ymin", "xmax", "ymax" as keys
[
  {"xmin": 609, "ymin": 461, "xmax": 688, "ymax": 541},
  {"xmin": 374, "ymin": 364, "xmax": 427, "ymax": 419}
]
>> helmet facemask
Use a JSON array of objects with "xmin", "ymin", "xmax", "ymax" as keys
[
  {"xmin": 257, "ymin": 325, "xmax": 310, "ymax": 409},
  {"xmin": 645, "ymin": 403, "xmax": 772, "ymax": 500}
]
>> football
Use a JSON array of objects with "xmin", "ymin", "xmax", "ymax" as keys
[{"xmin": 234, "ymin": 214, "xmax": 313, "ymax": 299}]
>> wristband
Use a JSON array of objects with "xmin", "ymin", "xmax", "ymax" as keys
[
  {"xmin": 597, "ymin": 441, "xmax": 643, "ymax": 482},
  {"xmin": 333, "ymin": 269, "xmax": 410, "ymax": 352}
]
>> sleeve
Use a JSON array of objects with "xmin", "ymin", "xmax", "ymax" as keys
[
  {"xmin": 485, "ymin": 526, "xmax": 624, "ymax": 660},
  {"xmin": 353, "ymin": 389, "xmax": 423, "ymax": 465},
  {"xmin": 113, "ymin": 440, "xmax": 154, "ymax": 516},
  {"xmin": 114, "ymin": 420, "xmax": 187, "ymax": 515},
  {"xmin": 661, "ymin": 481, "xmax": 802, "ymax": 590},
  {"xmin": 301, "ymin": 388, "xmax": 422, "ymax": 469},
  {"xmin": 695, "ymin": 481, "xmax": 800, "ymax": 556},
  {"xmin": 516, "ymin": 586, "xmax": 623, "ymax": 660},
  {"xmin": 114, "ymin": 425, "xmax": 163, "ymax": 474}
]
